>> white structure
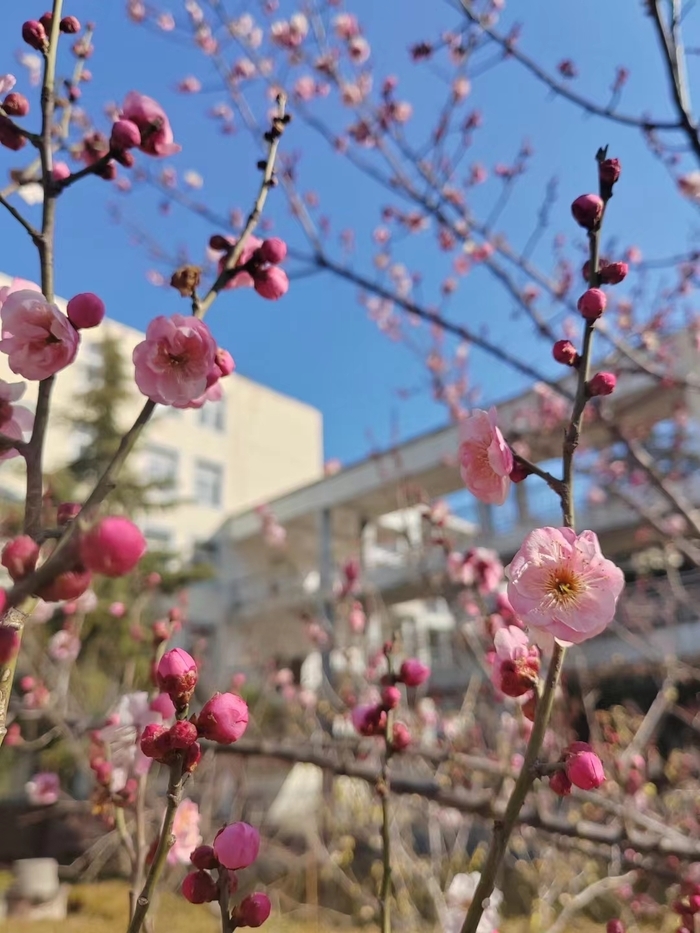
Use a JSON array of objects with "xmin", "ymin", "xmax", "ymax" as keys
[
  {"xmin": 187, "ymin": 332, "xmax": 700, "ymax": 688},
  {"xmin": 0, "ymin": 273, "xmax": 324, "ymax": 557}
]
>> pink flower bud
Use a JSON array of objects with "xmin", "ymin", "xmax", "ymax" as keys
[
  {"xmin": 110, "ymin": 119, "xmax": 141, "ymax": 151},
  {"xmin": 39, "ymin": 12, "xmax": 53, "ymax": 30},
  {"xmin": 606, "ymin": 921, "xmax": 625, "ymax": 933},
  {"xmin": 52, "ymin": 162, "xmax": 71, "ymax": 182},
  {"xmin": 183, "ymin": 740, "xmax": 202, "ymax": 773},
  {"xmin": 253, "ymin": 266, "xmax": 289, "ymax": 300},
  {"xmin": 213, "ymin": 822, "xmax": 261, "ymax": 870},
  {"xmin": 509, "ymin": 461, "xmax": 530, "ymax": 484},
  {"xmin": 235, "ymin": 893, "xmax": 272, "ymax": 928},
  {"xmin": 79, "ymin": 516, "xmax": 146, "ymax": 576},
  {"xmin": 398, "ymin": 658, "xmax": 430, "ymax": 687},
  {"xmin": 577, "ymin": 288, "xmax": 607, "ymax": 321},
  {"xmin": 67, "ymin": 292, "xmax": 105, "ymax": 329},
  {"xmin": 60, "ymin": 16, "xmax": 81, "ymax": 34},
  {"xmin": 0, "ymin": 117, "xmax": 26, "ymax": 152},
  {"xmin": 571, "ymin": 193, "xmax": 604, "ymax": 229},
  {"xmin": 190, "ymin": 845, "xmax": 218, "ymax": 870},
  {"xmin": 599, "ymin": 158, "xmax": 621, "ymax": 187},
  {"xmin": 146, "ymin": 571, "xmax": 162, "ymax": 587},
  {"xmin": 599, "ymin": 261, "xmax": 628, "ymax": 285},
  {"xmin": 167, "ymin": 719, "xmax": 198, "ymax": 749},
  {"xmin": 565, "ymin": 741, "xmax": 605, "ymax": 789},
  {"xmin": 93, "ymin": 760, "xmax": 112, "ymax": 786},
  {"xmin": 57, "ymin": 502, "xmax": 81, "ymax": 525},
  {"xmin": 552, "ymin": 339, "xmax": 579, "ymax": 366},
  {"xmin": 150, "ymin": 692, "xmax": 175, "ymax": 719},
  {"xmin": 152, "ymin": 620, "xmax": 170, "ymax": 645},
  {"xmin": 0, "ymin": 625, "xmax": 20, "ymax": 664},
  {"xmin": 351, "ymin": 704, "xmax": 386, "ymax": 737},
  {"xmin": 588, "ymin": 372, "xmax": 616, "ymax": 397},
  {"xmin": 2, "ymin": 535, "xmax": 40, "ymax": 582},
  {"xmin": 196, "ymin": 692, "xmax": 249, "ymax": 744},
  {"xmin": 22, "ymin": 21, "xmax": 47, "ymax": 51},
  {"xmin": 391, "ymin": 722, "xmax": 411, "ymax": 751},
  {"xmin": 181, "ymin": 870, "xmax": 218, "ymax": 904},
  {"xmin": 140, "ymin": 722, "xmax": 168, "ymax": 759},
  {"xmin": 215, "ymin": 347, "xmax": 235, "ymax": 377},
  {"xmin": 381, "ymin": 685, "xmax": 401, "ymax": 710},
  {"xmin": 549, "ymin": 770, "xmax": 572, "ymax": 796},
  {"xmin": 37, "ymin": 569, "xmax": 92, "ymax": 602},
  {"xmin": 256, "ymin": 238, "xmax": 287, "ymax": 265},
  {"xmin": 109, "ymin": 601, "xmax": 126, "ymax": 618},
  {"xmin": 156, "ymin": 648, "xmax": 198, "ymax": 707},
  {"xmin": 3, "ymin": 93, "xmax": 29, "ymax": 117}
]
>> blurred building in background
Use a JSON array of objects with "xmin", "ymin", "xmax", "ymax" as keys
[
  {"xmin": 186, "ymin": 331, "xmax": 700, "ymax": 696},
  {"xmin": 0, "ymin": 272, "xmax": 324, "ymax": 559}
]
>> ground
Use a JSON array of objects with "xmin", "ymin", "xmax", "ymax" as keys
[{"xmin": 0, "ymin": 880, "xmax": 675, "ymax": 933}]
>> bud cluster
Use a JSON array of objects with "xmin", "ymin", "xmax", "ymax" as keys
[
  {"xmin": 209, "ymin": 235, "xmax": 290, "ymax": 301},
  {"xmin": 182, "ymin": 823, "xmax": 271, "ymax": 927}
]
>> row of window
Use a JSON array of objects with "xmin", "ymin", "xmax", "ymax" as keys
[{"xmin": 145, "ymin": 446, "xmax": 224, "ymax": 507}]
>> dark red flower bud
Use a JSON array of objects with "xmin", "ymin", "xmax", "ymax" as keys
[
  {"xmin": 23, "ymin": 20, "xmax": 48, "ymax": 51},
  {"xmin": 599, "ymin": 261, "xmax": 628, "ymax": 285},
  {"xmin": 184, "ymin": 741, "xmax": 202, "ymax": 773},
  {"xmin": 190, "ymin": 845, "xmax": 219, "ymax": 870},
  {"xmin": 181, "ymin": 870, "xmax": 218, "ymax": 904},
  {"xmin": 60, "ymin": 16, "xmax": 81, "ymax": 33},
  {"xmin": 552, "ymin": 339, "xmax": 579, "ymax": 366},
  {"xmin": 167, "ymin": 720, "xmax": 198, "ymax": 750},
  {"xmin": 587, "ymin": 372, "xmax": 617, "ymax": 397},
  {"xmin": 3, "ymin": 93, "xmax": 29, "ymax": 117},
  {"xmin": 571, "ymin": 193, "xmax": 603, "ymax": 230},
  {"xmin": 549, "ymin": 769, "xmax": 572, "ymax": 796}
]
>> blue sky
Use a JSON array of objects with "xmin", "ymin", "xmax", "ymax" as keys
[{"xmin": 0, "ymin": 2, "xmax": 698, "ymax": 465}]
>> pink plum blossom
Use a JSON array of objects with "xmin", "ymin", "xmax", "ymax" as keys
[
  {"xmin": 26, "ymin": 772, "xmax": 60, "ymax": 805},
  {"xmin": 506, "ymin": 527, "xmax": 625, "ymax": 645},
  {"xmin": 459, "ymin": 408, "xmax": 513, "ymax": 505},
  {"xmin": 133, "ymin": 314, "xmax": 217, "ymax": 406},
  {"xmin": 0, "ymin": 379, "xmax": 33, "ymax": 461},
  {"xmin": 0, "ymin": 75, "xmax": 16, "ymax": 96},
  {"xmin": 48, "ymin": 630, "xmax": 81, "ymax": 662},
  {"xmin": 168, "ymin": 798, "xmax": 203, "ymax": 865},
  {"xmin": 0, "ymin": 277, "xmax": 41, "ymax": 308},
  {"xmin": 0, "ymin": 290, "xmax": 79, "ymax": 380},
  {"xmin": 121, "ymin": 91, "xmax": 181, "ymax": 157}
]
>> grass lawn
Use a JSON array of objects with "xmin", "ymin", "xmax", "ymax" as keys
[{"xmin": 0, "ymin": 879, "xmax": 676, "ymax": 933}]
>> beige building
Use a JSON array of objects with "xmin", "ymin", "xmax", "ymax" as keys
[{"xmin": 0, "ymin": 272, "xmax": 324, "ymax": 557}]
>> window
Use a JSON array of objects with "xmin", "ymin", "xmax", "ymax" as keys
[
  {"xmin": 198, "ymin": 397, "xmax": 225, "ymax": 432},
  {"xmin": 194, "ymin": 460, "xmax": 223, "ymax": 507},
  {"xmin": 144, "ymin": 445, "xmax": 179, "ymax": 490},
  {"xmin": 144, "ymin": 526, "xmax": 174, "ymax": 552}
]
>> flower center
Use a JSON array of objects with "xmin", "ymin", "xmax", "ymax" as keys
[{"xmin": 547, "ymin": 566, "xmax": 582, "ymax": 606}]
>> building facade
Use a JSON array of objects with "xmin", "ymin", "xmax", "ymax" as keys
[{"xmin": 0, "ymin": 273, "xmax": 324, "ymax": 558}]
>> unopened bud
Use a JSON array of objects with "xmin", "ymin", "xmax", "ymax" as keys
[
  {"xmin": 587, "ymin": 371, "xmax": 616, "ymax": 397},
  {"xmin": 571, "ymin": 193, "xmax": 604, "ymax": 230},
  {"xmin": 3, "ymin": 93, "xmax": 29, "ymax": 117},
  {"xmin": 577, "ymin": 288, "xmax": 607, "ymax": 321},
  {"xmin": 552, "ymin": 339, "xmax": 579, "ymax": 366},
  {"xmin": 22, "ymin": 20, "xmax": 48, "ymax": 51},
  {"xmin": 60, "ymin": 15, "xmax": 81, "ymax": 33},
  {"xmin": 599, "ymin": 261, "xmax": 628, "ymax": 285}
]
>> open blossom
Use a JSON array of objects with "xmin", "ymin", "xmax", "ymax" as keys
[
  {"xmin": 26, "ymin": 772, "xmax": 60, "ymax": 806},
  {"xmin": 0, "ymin": 379, "xmax": 33, "ymax": 461},
  {"xmin": 506, "ymin": 527, "xmax": 625, "ymax": 645},
  {"xmin": 459, "ymin": 408, "xmax": 513, "ymax": 505},
  {"xmin": 121, "ymin": 91, "xmax": 181, "ymax": 156},
  {"xmin": 133, "ymin": 314, "xmax": 217, "ymax": 406},
  {"xmin": 490, "ymin": 626, "xmax": 539, "ymax": 697},
  {"xmin": 0, "ymin": 290, "xmax": 79, "ymax": 380},
  {"xmin": 168, "ymin": 798, "xmax": 203, "ymax": 865}
]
